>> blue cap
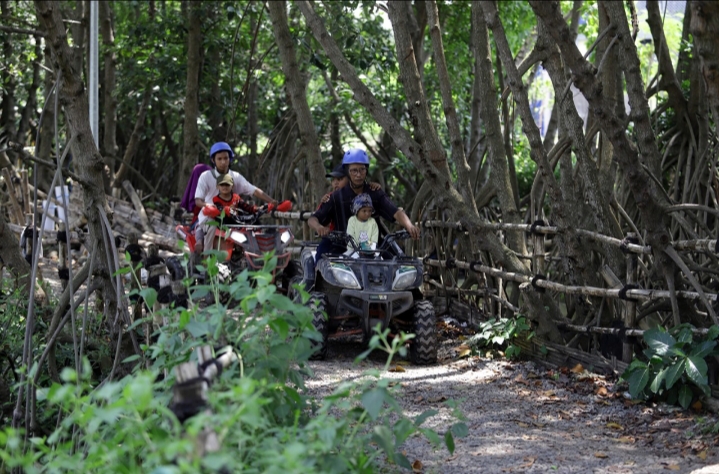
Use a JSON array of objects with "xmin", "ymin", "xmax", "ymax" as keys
[{"xmin": 326, "ymin": 163, "xmax": 345, "ymax": 178}]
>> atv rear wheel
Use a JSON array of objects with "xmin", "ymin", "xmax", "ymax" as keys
[
  {"xmin": 287, "ymin": 275, "xmax": 304, "ymax": 302},
  {"xmin": 308, "ymin": 292, "xmax": 328, "ymax": 360},
  {"xmin": 410, "ymin": 300, "xmax": 437, "ymax": 365},
  {"xmin": 166, "ymin": 256, "xmax": 185, "ymax": 281}
]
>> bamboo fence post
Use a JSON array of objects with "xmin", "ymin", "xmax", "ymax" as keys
[
  {"xmin": 20, "ymin": 169, "xmax": 30, "ymax": 215},
  {"xmin": 1, "ymin": 168, "xmax": 25, "ymax": 224},
  {"xmin": 532, "ymin": 219, "xmax": 546, "ymax": 275},
  {"xmin": 58, "ymin": 222, "xmax": 68, "ymax": 291},
  {"xmin": 623, "ymin": 233, "xmax": 639, "ymax": 363}
]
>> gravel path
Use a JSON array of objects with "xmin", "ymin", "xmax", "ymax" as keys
[{"xmin": 306, "ymin": 338, "xmax": 719, "ymax": 473}]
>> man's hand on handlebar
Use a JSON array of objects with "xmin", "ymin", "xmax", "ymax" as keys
[
  {"xmin": 406, "ymin": 223, "xmax": 420, "ymax": 240},
  {"xmin": 316, "ymin": 225, "xmax": 331, "ymax": 237}
]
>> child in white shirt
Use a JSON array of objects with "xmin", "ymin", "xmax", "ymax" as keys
[{"xmin": 347, "ymin": 193, "xmax": 378, "ymax": 251}]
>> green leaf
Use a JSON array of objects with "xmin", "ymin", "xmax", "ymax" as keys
[
  {"xmin": 185, "ymin": 320, "xmax": 211, "ymax": 338},
  {"xmin": 649, "ymin": 367, "xmax": 668, "ymax": 394},
  {"xmin": 686, "ymin": 356, "xmax": 708, "ymax": 387},
  {"xmin": 451, "ymin": 422, "xmax": 469, "ymax": 438},
  {"xmin": 626, "ymin": 365, "xmax": 650, "ymax": 398},
  {"xmin": 361, "ymin": 388, "xmax": 386, "ymax": 420},
  {"xmin": 678, "ymin": 384, "xmax": 693, "ymax": 409},
  {"xmin": 644, "ymin": 328, "xmax": 676, "ymax": 356},
  {"xmin": 706, "ymin": 325, "xmax": 719, "ymax": 341},
  {"xmin": 444, "ymin": 430, "xmax": 455, "ymax": 454},
  {"xmin": 371, "ymin": 425, "xmax": 394, "ymax": 460},
  {"xmin": 269, "ymin": 318, "xmax": 290, "ymax": 340},
  {"xmin": 690, "ymin": 340, "xmax": 716, "ymax": 359},
  {"xmin": 122, "ymin": 354, "xmax": 141, "ymax": 364},
  {"xmin": 414, "ymin": 409, "xmax": 438, "ymax": 427},
  {"xmin": 665, "ymin": 360, "xmax": 685, "ymax": 390},
  {"xmin": 140, "ymin": 288, "xmax": 157, "ymax": 308}
]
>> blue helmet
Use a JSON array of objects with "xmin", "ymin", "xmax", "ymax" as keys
[
  {"xmin": 351, "ymin": 193, "xmax": 374, "ymax": 215},
  {"xmin": 342, "ymin": 148, "xmax": 370, "ymax": 169},
  {"xmin": 209, "ymin": 142, "xmax": 234, "ymax": 166}
]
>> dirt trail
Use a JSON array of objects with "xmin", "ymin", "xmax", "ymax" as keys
[{"xmin": 306, "ymin": 338, "xmax": 719, "ymax": 474}]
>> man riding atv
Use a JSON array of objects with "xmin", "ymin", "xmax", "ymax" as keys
[
  {"xmin": 307, "ymin": 148, "xmax": 420, "ymax": 284},
  {"xmin": 192, "ymin": 142, "xmax": 278, "ymax": 269},
  {"xmin": 303, "ymin": 149, "xmax": 435, "ymax": 364}
]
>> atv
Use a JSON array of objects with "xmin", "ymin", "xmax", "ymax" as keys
[
  {"xmin": 171, "ymin": 201, "xmax": 301, "ymax": 294},
  {"xmin": 301, "ymin": 230, "xmax": 437, "ymax": 365}
]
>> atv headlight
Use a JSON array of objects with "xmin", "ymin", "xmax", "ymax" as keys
[
  {"xmin": 392, "ymin": 266, "xmax": 417, "ymax": 290},
  {"xmin": 280, "ymin": 230, "xmax": 292, "ymax": 244},
  {"xmin": 229, "ymin": 231, "xmax": 248, "ymax": 245},
  {"xmin": 330, "ymin": 263, "xmax": 361, "ymax": 289}
]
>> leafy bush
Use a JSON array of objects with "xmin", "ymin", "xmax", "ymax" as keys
[
  {"xmin": 468, "ymin": 316, "xmax": 533, "ymax": 359},
  {"xmin": 0, "ymin": 253, "xmax": 464, "ymax": 472},
  {"xmin": 621, "ymin": 325, "xmax": 719, "ymax": 409}
]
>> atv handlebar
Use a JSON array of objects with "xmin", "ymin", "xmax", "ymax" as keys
[{"xmin": 327, "ymin": 229, "xmax": 413, "ymax": 255}]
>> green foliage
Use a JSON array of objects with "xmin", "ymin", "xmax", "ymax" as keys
[
  {"xmin": 621, "ymin": 325, "xmax": 719, "ymax": 409},
  {"xmin": 468, "ymin": 316, "xmax": 534, "ymax": 359},
  {"xmin": 0, "ymin": 254, "xmax": 463, "ymax": 472}
]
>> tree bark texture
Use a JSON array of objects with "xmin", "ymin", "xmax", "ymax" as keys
[
  {"xmin": 690, "ymin": 0, "xmax": 719, "ymax": 139},
  {"xmin": 34, "ymin": 0, "xmax": 117, "ymax": 312},
  {"xmin": 470, "ymin": 2, "xmax": 525, "ymax": 255},
  {"xmin": 267, "ymin": 1, "xmax": 326, "ymax": 204},
  {"xmin": 177, "ymin": 0, "xmax": 202, "ymax": 196},
  {"xmin": 387, "ymin": 1, "xmax": 451, "ymax": 181},
  {"xmin": 529, "ymin": 1, "xmax": 671, "ymax": 264},
  {"xmin": 100, "ymin": 1, "xmax": 118, "ymax": 163},
  {"xmin": 426, "ymin": 0, "xmax": 476, "ymax": 211}
]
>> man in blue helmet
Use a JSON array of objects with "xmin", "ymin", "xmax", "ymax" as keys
[
  {"xmin": 308, "ymin": 148, "xmax": 419, "ymax": 263},
  {"xmin": 193, "ymin": 141, "xmax": 277, "ymax": 258}
]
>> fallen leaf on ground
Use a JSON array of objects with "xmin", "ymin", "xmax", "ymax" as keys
[
  {"xmin": 517, "ymin": 422, "xmax": 530, "ymax": 428},
  {"xmin": 665, "ymin": 464, "xmax": 680, "ymax": 471},
  {"xmin": 606, "ymin": 422, "xmax": 623, "ymax": 430},
  {"xmin": 692, "ymin": 400, "xmax": 703, "ymax": 411},
  {"xmin": 518, "ymin": 457, "xmax": 536, "ymax": 468},
  {"xmin": 428, "ymin": 395, "xmax": 447, "ymax": 403},
  {"xmin": 594, "ymin": 452, "xmax": 608, "ymax": 458},
  {"xmin": 414, "ymin": 396, "xmax": 424, "ymax": 403},
  {"xmin": 412, "ymin": 460, "xmax": 423, "ymax": 472},
  {"xmin": 615, "ymin": 436, "xmax": 635, "ymax": 443},
  {"xmin": 514, "ymin": 374, "xmax": 529, "ymax": 385},
  {"xmin": 570, "ymin": 363, "xmax": 584, "ymax": 373},
  {"xmin": 527, "ymin": 372, "xmax": 540, "ymax": 379},
  {"xmin": 596, "ymin": 386, "xmax": 608, "ymax": 397},
  {"xmin": 389, "ymin": 365, "xmax": 406, "ymax": 373},
  {"xmin": 698, "ymin": 450, "xmax": 708, "ymax": 460}
]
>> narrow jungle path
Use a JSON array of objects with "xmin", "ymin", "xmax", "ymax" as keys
[{"xmin": 306, "ymin": 336, "xmax": 719, "ymax": 474}]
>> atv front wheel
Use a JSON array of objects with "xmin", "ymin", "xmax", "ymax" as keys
[
  {"xmin": 410, "ymin": 300, "xmax": 437, "ymax": 365},
  {"xmin": 308, "ymin": 292, "xmax": 329, "ymax": 360}
]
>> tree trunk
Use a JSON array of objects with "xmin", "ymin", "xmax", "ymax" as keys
[
  {"xmin": 426, "ymin": 0, "xmax": 476, "ymax": 211},
  {"xmin": 100, "ymin": 1, "xmax": 118, "ymax": 165},
  {"xmin": 16, "ymin": 40, "xmax": 42, "ymax": 147},
  {"xmin": 267, "ymin": 0, "xmax": 326, "ymax": 204},
  {"xmin": 0, "ymin": 1, "xmax": 17, "ymax": 159},
  {"xmin": 690, "ymin": 1, "xmax": 719, "ymax": 138},
  {"xmin": 471, "ymin": 2, "xmax": 525, "ymax": 255},
  {"xmin": 0, "ymin": 176, "xmax": 31, "ymax": 297},
  {"xmin": 387, "ymin": 1, "xmax": 451, "ymax": 180},
  {"xmin": 112, "ymin": 87, "xmax": 152, "ymax": 188},
  {"xmin": 177, "ymin": 0, "xmax": 202, "ymax": 196},
  {"xmin": 34, "ymin": 0, "xmax": 118, "ymax": 322}
]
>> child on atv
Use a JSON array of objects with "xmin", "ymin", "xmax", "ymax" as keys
[
  {"xmin": 347, "ymin": 193, "xmax": 378, "ymax": 252},
  {"xmin": 197, "ymin": 173, "xmax": 258, "ymax": 251}
]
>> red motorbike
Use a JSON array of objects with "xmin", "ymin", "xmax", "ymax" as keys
[{"xmin": 172, "ymin": 200, "xmax": 300, "ymax": 291}]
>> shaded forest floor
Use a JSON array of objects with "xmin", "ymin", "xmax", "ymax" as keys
[{"xmin": 306, "ymin": 331, "xmax": 719, "ymax": 473}]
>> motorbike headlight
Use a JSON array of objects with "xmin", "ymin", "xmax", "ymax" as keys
[
  {"xmin": 280, "ymin": 230, "xmax": 292, "ymax": 244},
  {"xmin": 392, "ymin": 266, "xmax": 417, "ymax": 290},
  {"xmin": 229, "ymin": 231, "xmax": 248, "ymax": 245},
  {"xmin": 330, "ymin": 263, "xmax": 361, "ymax": 289}
]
